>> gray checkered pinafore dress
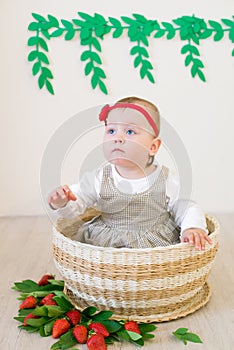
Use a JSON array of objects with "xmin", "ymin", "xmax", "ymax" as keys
[{"xmin": 79, "ymin": 165, "xmax": 180, "ymax": 248}]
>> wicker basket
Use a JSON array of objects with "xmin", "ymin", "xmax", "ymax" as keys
[{"xmin": 52, "ymin": 209, "xmax": 219, "ymax": 322}]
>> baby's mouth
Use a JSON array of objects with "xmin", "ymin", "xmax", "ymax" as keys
[{"xmin": 112, "ymin": 148, "xmax": 124, "ymax": 153}]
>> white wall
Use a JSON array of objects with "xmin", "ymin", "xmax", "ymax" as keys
[{"xmin": 1, "ymin": 0, "xmax": 234, "ymax": 216}]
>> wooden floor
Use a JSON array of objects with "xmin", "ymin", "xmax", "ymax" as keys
[{"xmin": 0, "ymin": 214, "xmax": 233, "ymax": 350}]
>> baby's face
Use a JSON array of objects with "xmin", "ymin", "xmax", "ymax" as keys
[{"xmin": 102, "ymin": 109, "xmax": 157, "ymax": 171}]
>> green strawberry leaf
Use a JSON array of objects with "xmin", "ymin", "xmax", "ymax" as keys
[
  {"xmin": 50, "ymin": 330, "xmax": 77, "ymax": 350},
  {"xmin": 48, "ymin": 280, "xmax": 64, "ymax": 287},
  {"xmin": 32, "ymin": 306, "xmax": 48, "ymax": 317},
  {"xmin": 92, "ymin": 310, "xmax": 114, "ymax": 321},
  {"xmin": 138, "ymin": 323, "xmax": 157, "ymax": 333},
  {"xmin": 26, "ymin": 317, "xmax": 49, "ymax": 327},
  {"xmin": 105, "ymin": 335, "xmax": 117, "ymax": 344},
  {"xmin": 142, "ymin": 333, "xmax": 155, "ymax": 340},
  {"xmin": 46, "ymin": 306, "xmax": 66, "ymax": 318},
  {"xmin": 13, "ymin": 280, "xmax": 40, "ymax": 292},
  {"xmin": 39, "ymin": 325, "xmax": 46, "ymax": 337},
  {"xmin": 173, "ymin": 328, "xmax": 203, "ymax": 344},
  {"xmin": 126, "ymin": 331, "xmax": 142, "ymax": 341},
  {"xmin": 44, "ymin": 319, "xmax": 56, "ymax": 336},
  {"xmin": 174, "ymin": 328, "xmax": 188, "ymax": 335},
  {"xmin": 18, "ymin": 325, "xmax": 39, "ymax": 333},
  {"xmin": 117, "ymin": 329, "xmax": 131, "ymax": 341},
  {"xmin": 18, "ymin": 308, "xmax": 36, "ymax": 316},
  {"xmin": 185, "ymin": 332, "xmax": 203, "ymax": 343},
  {"xmin": 82, "ymin": 306, "xmax": 97, "ymax": 316},
  {"xmin": 14, "ymin": 316, "xmax": 25, "ymax": 323},
  {"xmin": 100, "ymin": 320, "xmax": 122, "ymax": 333},
  {"xmin": 52, "ymin": 296, "xmax": 74, "ymax": 311}
]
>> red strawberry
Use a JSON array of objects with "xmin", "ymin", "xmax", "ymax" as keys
[
  {"xmin": 72, "ymin": 325, "xmax": 88, "ymax": 344},
  {"xmin": 40, "ymin": 293, "xmax": 57, "ymax": 306},
  {"xmin": 124, "ymin": 321, "xmax": 141, "ymax": 334},
  {"xmin": 23, "ymin": 313, "xmax": 38, "ymax": 326},
  {"xmin": 87, "ymin": 333, "xmax": 107, "ymax": 350},
  {"xmin": 89, "ymin": 322, "xmax": 109, "ymax": 337},
  {"xmin": 38, "ymin": 274, "xmax": 54, "ymax": 286},
  {"xmin": 66, "ymin": 310, "xmax": 81, "ymax": 325},
  {"xmin": 52, "ymin": 319, "xmax": 70, "ymax": 338},
  {"xmin": 19, "ymin": 296, "xmax": 37, "ymax": 309}
]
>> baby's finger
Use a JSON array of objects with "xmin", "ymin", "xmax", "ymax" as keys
[
  {"xmin": 205, "ymin": 234, "xmax": 212, "ymax": 245},
  {"xmin": 68, "ymin": 191, "xmax": 77, "ymax": 201},
  {"xmin": 62, "ymin": 185, "xmax": 70, "ymax": 195},
  {"xmin": 62, "ymin": 185, "xmax": 77, "ymax": 201},
  {"xmin": 56, "ymin": 188, "xmax": 67, "ymax": 200},
  {"xmin": 194, "ymin": 232, "xmax": 202, "ymax": 250},
  {"xmin": 188, "ymin": 233, "xmax": 195, "ymax": 246},
  {"xmin": 200, "ymin": 235, "xmax": 206, "ymax": 250},
  {"xmin": 48, "ymin": 195, "xmax": 55, "ymax": 204}
]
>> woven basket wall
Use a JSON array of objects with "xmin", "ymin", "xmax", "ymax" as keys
[{"xmin": 52, "ymin": 209, "xmax": 219, "ymax": 322}]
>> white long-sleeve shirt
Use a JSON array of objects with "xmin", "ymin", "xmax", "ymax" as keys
[{"xmin": 51, "ymin": 164, "xmax": 207, "ymax": 235}]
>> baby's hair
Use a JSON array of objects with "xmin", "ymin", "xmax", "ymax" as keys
[{"xmin": 116, "ymin": 96, "xmax": 161, "ymax": 135}]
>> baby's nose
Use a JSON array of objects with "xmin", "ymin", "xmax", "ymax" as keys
[{"xmin": 115, "ymin": 133, "xmax": 125, "ymax": 143}]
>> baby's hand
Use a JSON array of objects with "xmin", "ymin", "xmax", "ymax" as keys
[
  {"xmin": 48, "ymin": 185, "xmax": 77, "ymax": 209},
  {"xmin": 180, "ymin": 228, "xmax": 212, "ymax": 250}
]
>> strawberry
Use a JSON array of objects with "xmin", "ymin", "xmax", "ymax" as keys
[
  {"xmin": 40, "ymin": 293, "xmax": 57, "ymax": 306},
  {"xmin": 89, "ymin": 322, "xmax": 109, "ymax": 337},
  {"xmin": 19, "ymin": 295, "xmax": 37, "ymax": 309},
  {"xmin": 66, "ymin": 310, "xmax": 81, "ymax": 325},
  {"xmin": 72, "ymin": 325, "xmax": 88, "ymax": 344},
  {"xmin": 124, "ymin": 321, "xmax": 141, "ymax": 334},
  {"xmin": 87, "ymin": 333, "xmax": 107, "ymax": 350},
  {"xmin": 23, "ymin": 313, "xmax": 38, "ymax": 326},
  {"xmin": 52, "ymin": 319, "xmax": 70, "ymax": 338},
  {"xmin": 38, "ymin": 274, "xmax": 54, "ymax": 286}
]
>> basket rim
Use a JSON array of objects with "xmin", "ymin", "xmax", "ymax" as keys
[{"xmin": 53, "ymin": 214, "xmax": 219, "ymax": 253}]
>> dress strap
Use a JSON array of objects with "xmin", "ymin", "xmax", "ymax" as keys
[
  {"xmin": 102, "ymin": 164, "xmax": 112, "ymax": 179},
  {"xmin": 100, "ymin": 164, "xmax": 112, "ymax": 194},
  {"xmin": 161, "ymin": 165, "xmax": 169, "ymax": 180}
]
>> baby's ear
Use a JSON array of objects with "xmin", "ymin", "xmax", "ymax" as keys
[{"xmin": 149, "ymin": 138, "xmax": 161, "ymax": 155}]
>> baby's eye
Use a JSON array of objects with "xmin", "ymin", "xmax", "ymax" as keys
[
  {"xmin": 126, "ymin": 129, "xmax": 135, "ymax": 135},
  {"xmin": 107, "ymin": 128, "xmax": 116, "ymax": 135}
]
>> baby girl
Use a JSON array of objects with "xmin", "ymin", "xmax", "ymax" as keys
[{"xmin": 48, "ymin": 96, "xmax": 212, "ymax": 250}]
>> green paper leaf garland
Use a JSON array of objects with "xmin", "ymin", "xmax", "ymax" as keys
[{"xmin": 27, "ymin": 12, "xmax": 234, "ymax": 95}]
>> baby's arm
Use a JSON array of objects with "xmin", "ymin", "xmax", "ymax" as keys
[
  {"xmin": 48, "ymin": 185, "xmax": 77, "ymax": 209},
  {"xmin": 47, "ymin": 168, "xmax": 100, "ymax": 218},
  {"xmin": 166, "ymin": 172, "xmax": 212, "ymax": 250}
]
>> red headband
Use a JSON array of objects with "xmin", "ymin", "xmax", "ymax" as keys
[{"xmin": 99, "ymin": 103, "xmax": 159, "ymax": 137}]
